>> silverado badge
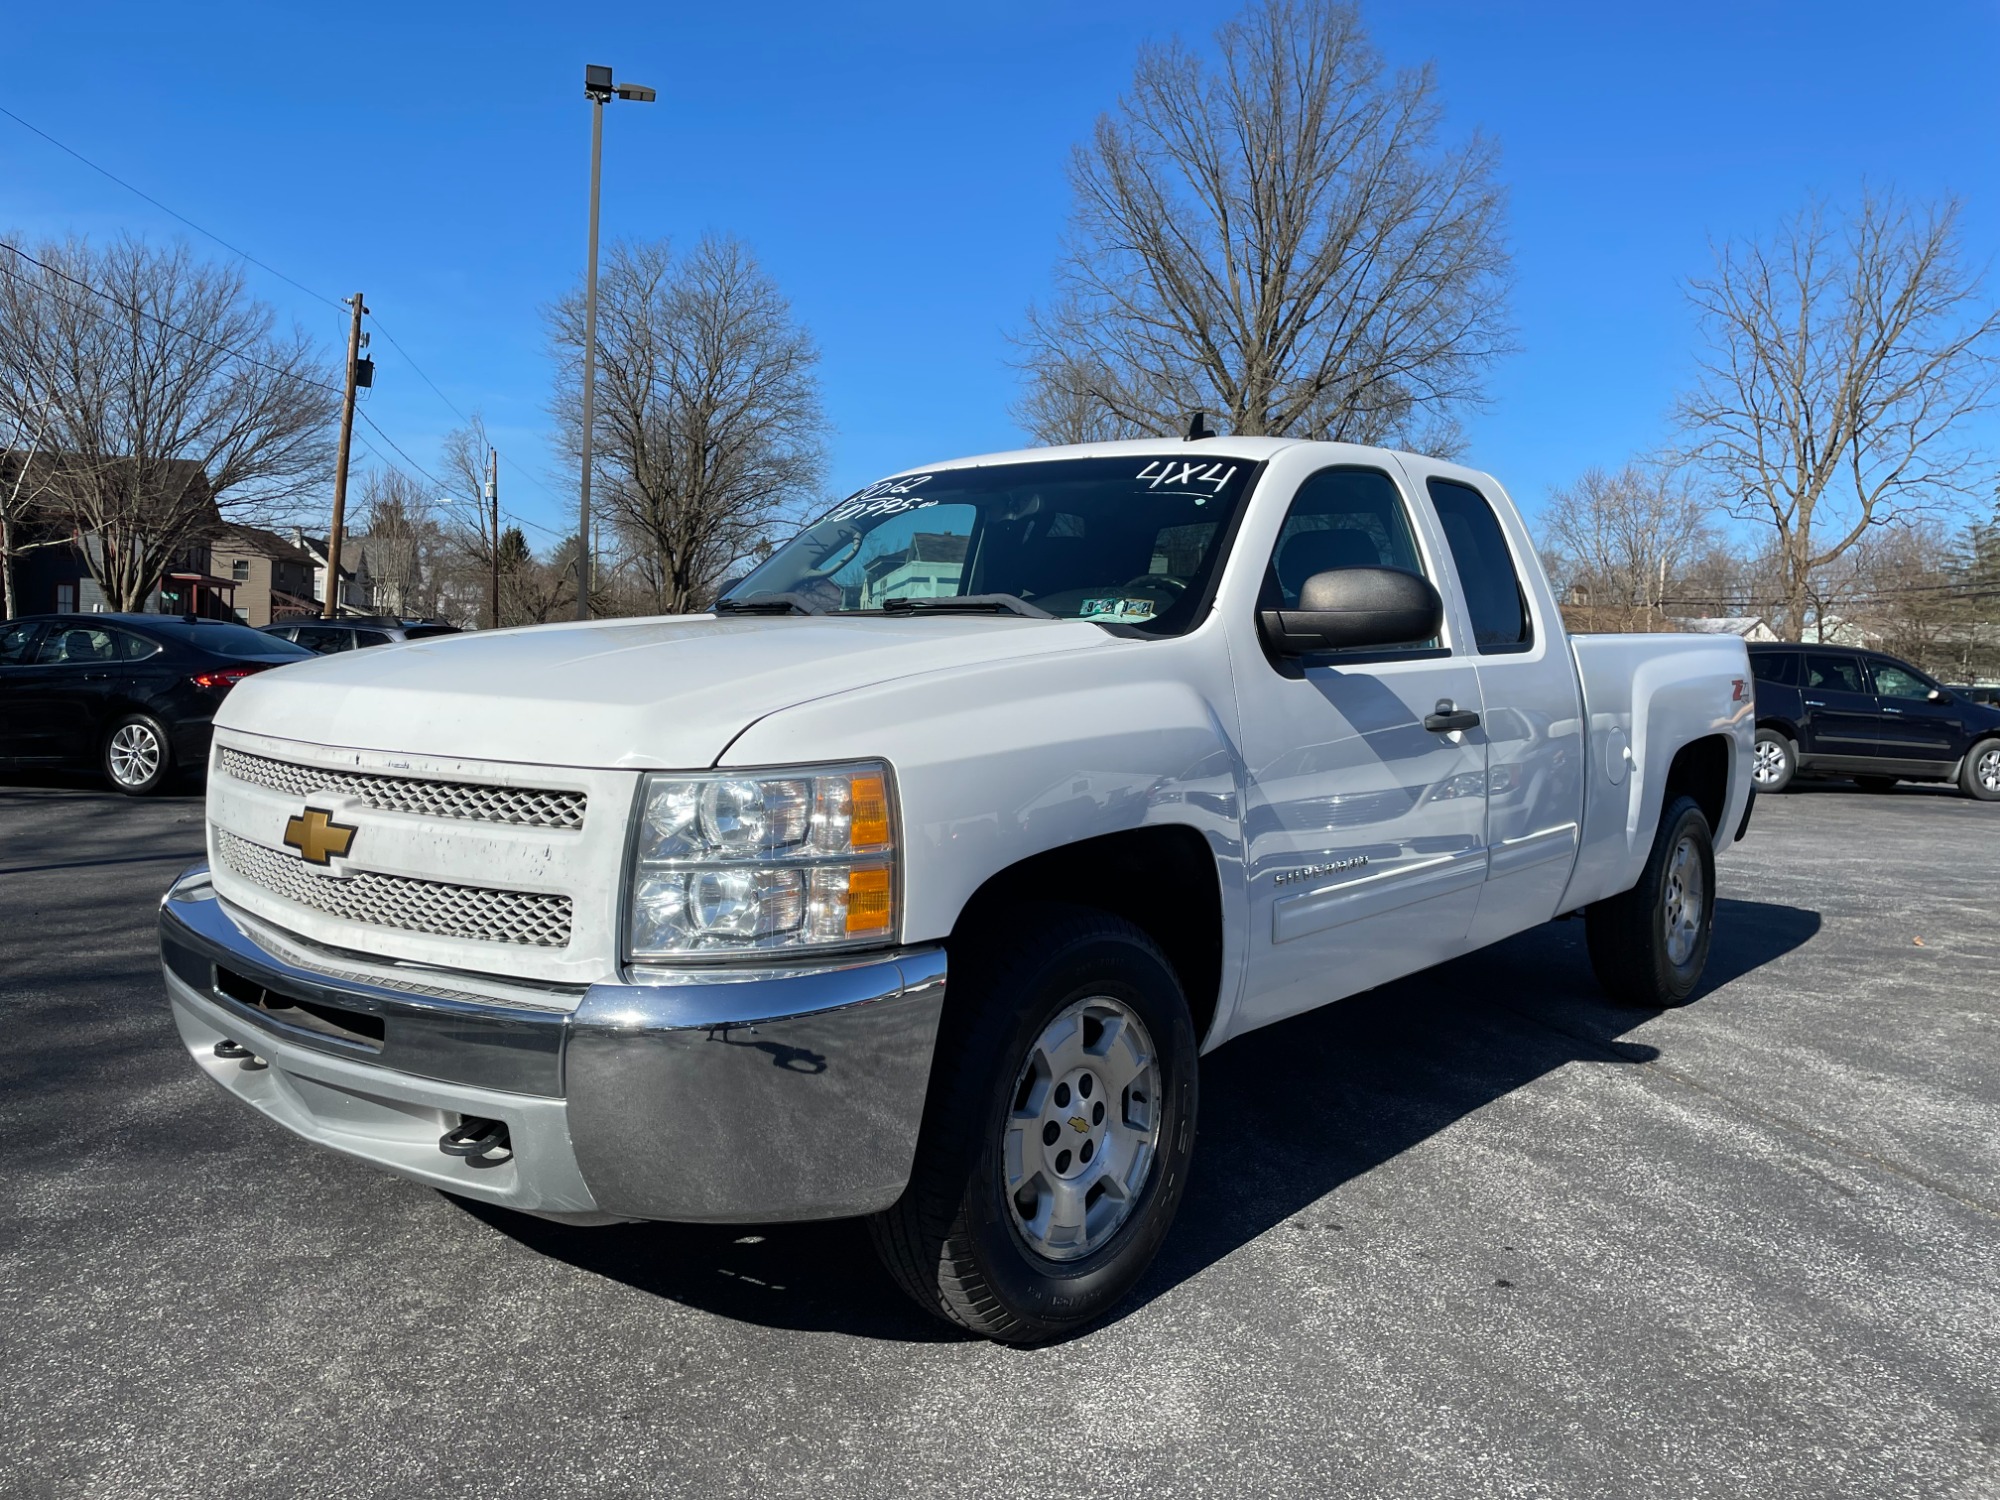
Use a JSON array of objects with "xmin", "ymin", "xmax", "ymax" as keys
[{"xmin": 283, "ymin": 807, "xmax": 357, "ymax": 866}]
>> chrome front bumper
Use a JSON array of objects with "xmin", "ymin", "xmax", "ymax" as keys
[{"xmin": 159, "ymin": 864, "xmax": 947, "ymax": 1225}]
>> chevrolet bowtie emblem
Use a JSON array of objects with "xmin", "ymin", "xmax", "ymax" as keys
[
  {"xmin": 1068, "ymin": 1115, "xmax": 1089, "ymax": 1134},
  {"xmin": 283, "ymin": 807, "xmax": 357, "ymax": 866}
]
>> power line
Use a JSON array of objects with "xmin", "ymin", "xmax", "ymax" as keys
[
  {"xmin": 1, "ymin": 107, "xmax": 580, "ymax": 539},
  {"xmin": 0, "ymin": 104, "xmax": 344, "ymax": 313},
  {"xmin": 0, "ymin": 240, "xmax": 342, "ymax": 394}
]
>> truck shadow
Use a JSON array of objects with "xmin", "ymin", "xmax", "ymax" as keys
[{"xmin": 461, "ymin": 896, "xmax": 1820, "ymax": 1344}]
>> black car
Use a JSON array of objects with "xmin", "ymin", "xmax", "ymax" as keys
[
  {"xmin": 260, "ymin": 617, "xmax": 460, "ymax": 655},
  {"xmin": 1748, "ymin": 642, "xmax": 2000, "ymax": 800},
  {"xmin": 0, "ymin": 614, "xmax": 312, "ymax": 795}
]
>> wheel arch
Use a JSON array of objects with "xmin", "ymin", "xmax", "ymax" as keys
[
  {"xmin": 947, "ymin": 824, "xmax": 1226, "ymax": 1049},
  {"xmin": 1664, "ymin": 733, "xmax": 1733, "ymax": 835}
]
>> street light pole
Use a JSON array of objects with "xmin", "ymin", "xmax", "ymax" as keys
[{"xmin": 576, "ymin": 64, "xmax": 655, "ymax": 622}]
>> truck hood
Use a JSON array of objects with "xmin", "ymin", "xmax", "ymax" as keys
[{"xmin": 216, "ymin": 613, "xmax": 1122, "ymax": 769}]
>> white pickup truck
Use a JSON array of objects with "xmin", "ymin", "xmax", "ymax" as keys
[{"xmin": 159, "ymin": 437, "xmax": 1754, "ymax": 1342}]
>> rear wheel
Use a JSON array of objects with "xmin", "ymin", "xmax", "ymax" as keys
[
  {"xmin": 103, "ymin": 714, "xmax": 172, "ymax": 796},
  {"xmin": 1751, "ymin": 729, "xmax": 1795, "ymax": 793},
  {"xmin": 1586, "ymin": 795, "xmax": 1716, "ymax": 1008},
  {"xmin": 1961, "ymin": 740, "xmax": 2000, "ymax": 802},
  {"xmin": 869, "ymin": 904, "xmax": 1198, "ymax": 1343}
]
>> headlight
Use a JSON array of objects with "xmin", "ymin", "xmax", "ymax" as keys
[{"xmin": 626, "ymin": 762, "xmax": 897, "ymax": 959}]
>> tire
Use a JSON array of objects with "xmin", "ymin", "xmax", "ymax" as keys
[
  {"xmin": 1585, "ymin": 794, "xmax": 1716, "ymax": 1008},
  {"xmin": 103, "ymin": 714, "xmax": 172, "ymax": 796},
  {"xmin": 869, "ymin": 903, "xmax": 1199, "ymax": 1344},
  {"xmin": 1751, "ymin": 729, "xmax": 1795, "ymax": 793},
  {"xmin": 1853, "ymin": 776, "xmax": 1898, "ymax": 793},
  {"xmin": 1961, "ymin": 740, "xmax": 2000, "ymax": 802}
]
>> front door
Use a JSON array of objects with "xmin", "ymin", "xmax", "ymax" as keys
[
  {"xmin": 1867, "ymin": 657, "xmax": 1962, "ymax": 771},
  {"xmin": 1232, "ymin": 463, "xmax": 1488, "ymax": 1030},
  {"xmin": 1799, "ymin": 651, "xmax": 1879, "ymax": 761}
]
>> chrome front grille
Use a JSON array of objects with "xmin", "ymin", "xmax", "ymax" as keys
[
  {"xmin": 218, "ymin": 747, "xmax": 586, "ymax": 831},
  {"xmin": 215, "ymin": 829, "xmax": 573, "ymax": 948}
]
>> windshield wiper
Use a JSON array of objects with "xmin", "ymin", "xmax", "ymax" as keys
[
  {"xmin": 714, "ymin": 593, "xmax": 825, "ymax": 616},
  {"xmin": 879, "ymin": 594, "xmax": 1053, "ymax": 619}
]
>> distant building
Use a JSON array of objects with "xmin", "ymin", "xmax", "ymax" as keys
[
  {"xmin": 290, "ymin": 528, "xmax": 369, "ymax": 616},
  {"xmin": 1669, "ymin": 615, "xmax": 1781, "ymax": 643},
  {"xmin": 860, "ymin": 531, "xmax": 969, "ymax": 607},
  {"xmin": 208, "ymin": 524, "xmax": 320, "ymax": 625}
]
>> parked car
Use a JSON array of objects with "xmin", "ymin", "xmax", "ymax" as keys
[
  {"xmin": 1748, "ymin": 643, "xmax": 2000, "ymax": 799},
  {"xmin": 0, "ymin": 614, "xmax": 311, "ymax": 794},
  {"xmin": 260, "ymin": 617, "xmax": 461, "ymax": 654},
  {"xmin": 160, "ymin": 438, "xmax": 1753, "ymax": 1343}
]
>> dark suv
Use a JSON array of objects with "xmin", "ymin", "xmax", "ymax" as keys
[
  {"xmin": 260, "ymin": 617, "xmax": 460, "ymax": 654},
  {"xmin": 1748, "ymin": 643, "xmax": 2000, "ymax": 800}
]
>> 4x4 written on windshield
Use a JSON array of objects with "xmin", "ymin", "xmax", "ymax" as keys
[{"xmin": 722, "ymin": 457, "xmax": 1255, "ymax": 635}]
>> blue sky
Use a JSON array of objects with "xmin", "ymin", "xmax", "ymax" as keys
[{"xmin": 4, "ymin": 1, "xmax": 1997, "ymax": 546}]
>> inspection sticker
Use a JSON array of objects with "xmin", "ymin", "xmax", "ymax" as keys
[{"xmin": 1079, "ymin": 597, "xmax": 1157, "ymax": 622}]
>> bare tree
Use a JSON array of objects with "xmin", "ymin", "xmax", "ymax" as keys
[
  {"xmin": 0, "ymin": 409, "xmax": 74, "ymax": 618},
  {"xmin": 1015, "ymin": 0, "xmax": 1511, "ymax": 450},
  {"xmin": 548, "ymin": 235, "xmax": 827, "ymax": 616},
  {"xmin": 356, "ymin": 467, "xmax": 444, "ymax": 618},
  {"xmin": 0, "ymin": 236, "xmax": 337, "ymax": 610},
  {"xmin": 439, "ymin": 415, "xmax": 503, "ymax": 626},
  {"xmin": 1541, "ymin": 463, "xmax": 1716, "ymax": 630},
  {"xmin": 1675, "ymin": 190, "xmax": 2000, "ymax": 640}
]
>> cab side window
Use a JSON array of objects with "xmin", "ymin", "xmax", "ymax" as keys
[
  {"xmin": 1259, "ymin": 466, "xmax": 1435, "ymax": 652},
  {"xmin": 1427, "ymin": 478, "xmax": 1531, "ymax": 652},
  {"xmin": 1869, "ymin": 662, "xmax": 1932, "ymax": 701},
  {"xmin": 1805, "ymin": 655, "xmax": 1864, "ymax": 694}
]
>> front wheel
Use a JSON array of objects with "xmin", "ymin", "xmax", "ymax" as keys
[
  {"xmin": 103, "ymin": 714, "xmax": 173, "ymax": 796},
  {"xmin": 870, "ymin": 905, "xmax": 1198, "ymax": 1343},
  {"xmin": 1585, "ymin": 795, "xmax": 1716, "ymax": 1008},
  {"xmin": 1962, "ymin": 740, "xmax": 2000, "ymax": 802}
]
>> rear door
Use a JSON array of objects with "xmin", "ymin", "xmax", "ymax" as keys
[
  {"xmin": 28, "ymin": 623, "xmax": 128, "ymax": 761},
  {"xmin": 1867, "ymin": 657, "xmax": 1961, "ymax": 770},
  {"xmin": 1799, "ymin": 652, "xmax": 1879, "ymax": 760},
  {"xmin": 1419, "ymin": 470, "xmax": 1587, "ymax": 945}
]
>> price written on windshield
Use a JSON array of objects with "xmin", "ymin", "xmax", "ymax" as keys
[
  {"xmin": 1136, "ymin": 460, "xmax": 1238, "ymax": 496},
  {"xmin": 823, "ymin": 475, "xmax": 938, "ymax": 523}
]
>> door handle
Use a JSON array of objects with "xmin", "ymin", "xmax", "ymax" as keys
[
  {"xmin": 1424, "ymin": 699, "xmax": 1481, "ymax": 733},
  {"xmin": 81, "ymin": 670, "xmax": 110, "ymax": 682},
  {"xmin": 1804, "ymin": 699, "xmax": 1825, "ymax": 707}
]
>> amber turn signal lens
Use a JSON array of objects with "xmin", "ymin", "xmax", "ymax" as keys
[
  {"xmin": 844, "ymin": 866, "xmax": 893, "ymax": 936},
  {"xmin": 848, "ymin": 773, "xmax": 891, "ymax": 849}
]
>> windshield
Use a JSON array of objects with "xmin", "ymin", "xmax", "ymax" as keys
[{"xmin": 722, "ymin": 456, "xmax": 1260, "ymax": 635}]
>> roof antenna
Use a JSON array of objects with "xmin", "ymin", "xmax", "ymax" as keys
[{"xmin": 1185, "ymin": 411, "xmax": 1217, "ymax": 441}]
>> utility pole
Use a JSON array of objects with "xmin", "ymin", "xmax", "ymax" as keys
[
  {"xmin": 485, "ymin": 446, "xmax": 500, "ymax": 631},
  {"xmin": 576, "ymin": 64, "xmax": 656, "ymax": 621},
  {"xmin": 324, "ymin": 292, "xmax": 367, "ymax": 619}
]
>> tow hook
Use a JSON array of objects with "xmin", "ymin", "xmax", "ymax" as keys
[
  {"xmin": 439, "ymin": 1116, "xmax": 512, "ymax": 1162},
  {"xmin": 213, "ymin": 1038, "xmax": 267, "ymax": 1069}
]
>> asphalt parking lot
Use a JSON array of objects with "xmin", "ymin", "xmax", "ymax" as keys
[{"xmin": 2, "ymin": 774, "xmax": 1996, "ymax": 1500}]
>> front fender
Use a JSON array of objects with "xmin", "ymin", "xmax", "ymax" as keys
[{"xmin": 719, "ymin": 632, "xmax": 1250, "ymax": 1025}]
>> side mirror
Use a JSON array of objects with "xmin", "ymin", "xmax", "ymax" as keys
[
  {"xmin": 1259, "ymin": 566, "xmax": 1444, "ymax": 656},
  {"xmin": 1927, "ymin": 688, "xmax": 1947, "ymax": 703}
]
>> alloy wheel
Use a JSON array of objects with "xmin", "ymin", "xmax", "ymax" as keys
[
  {"xmin": 1662, "ymin": 833, "xmax": 1704, "ymax": 967},
  {"xmin": 108, "ymin": 723, "xmax": 162, "ymax": 787},
  {"xmin": 1979, "ymin": 747, "xmax": 2000, "ymax": 794},
  {"xmin": 1753, "ymin": 738, "xmax": 1786, "ymax": 786},
  {"xmin": 1001, "ymin": 995, "xmax": 1162, "ymax": 1263}
]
